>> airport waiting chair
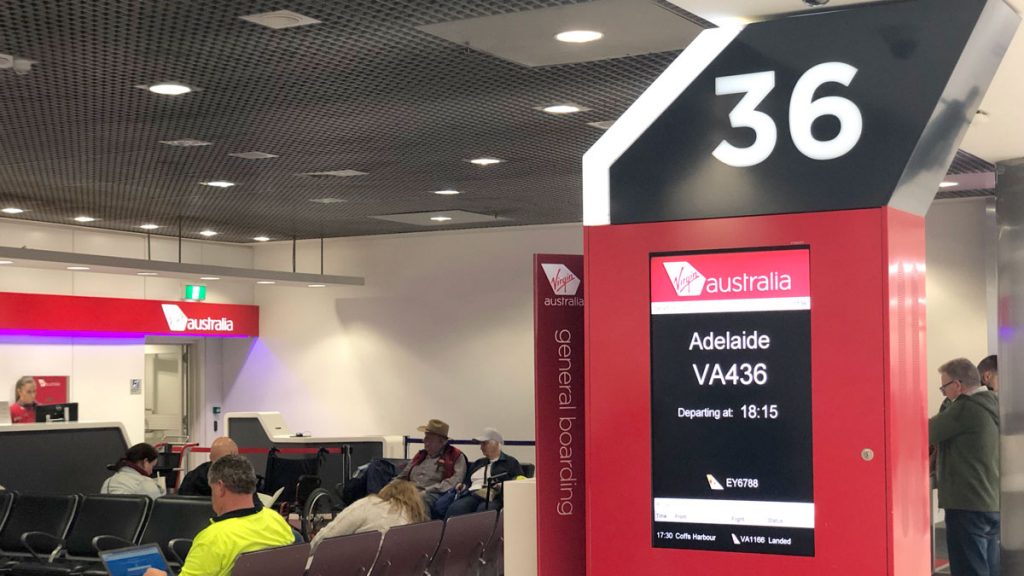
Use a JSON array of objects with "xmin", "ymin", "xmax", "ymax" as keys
[
  {"xmin": 230, "ymin": 543, "xmax": 310, "ymax": 576},
  {"xmin": 427, "ymin": 510, "xmax": 497, "ymax": 576},
  {"xmin": 0, "ymin": 493, "xmax": 13, "ymax": 537},
  {"xmin": 306, "ymin": 531, "xmax": 381, "ymax": 576},
  {"xmin": 0, "ymin": 495, "xmax": 79, "ymax": 569},
  {"xmin": 11, "ymin": 494, "xmax": 150, "ymax": 576},
  {"xmin": 94, "ymin": 495, "xmax": 211, "ymax": 568},
  {"xmin": 371, "ymin": 520, "xmax": 443, "ymax": 576},
  {"xmin": 478, "ymin": 509, "xmax": 503, "ymax": 576}
]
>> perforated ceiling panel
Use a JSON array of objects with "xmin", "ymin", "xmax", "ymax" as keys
[
  {"xmin": 0, "ymin": 0, "xmax": 688, "ymax": 242},
  {"xmin": 0, "ymin": 1, "xmax": 988, "ymax": 242}
]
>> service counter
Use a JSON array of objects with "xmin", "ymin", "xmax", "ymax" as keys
[
  {"xmin": 0, "ymin": 421, "xmax": 129, "ymax": 494},
  {"xmin": 224, "ymin": 412, "xmax": 403, "ymax": 498}
]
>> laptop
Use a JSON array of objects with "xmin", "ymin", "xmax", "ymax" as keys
[
  {"xmin": 0, "ymin": 402, "xmax": 10, "ymax": 425},
  {"xmin": 100, "ymin": 544, "xmax": 175, "ymax": 576}
]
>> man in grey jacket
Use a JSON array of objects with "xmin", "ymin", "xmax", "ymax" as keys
[{"xmin": 930, "ymin": 358, "xmax": 1000, "ymax": 576}]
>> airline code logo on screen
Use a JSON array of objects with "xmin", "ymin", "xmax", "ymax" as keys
[
  {"xmin": 663, "ymin": 261, "xmax": 792, "ymax": 298},
  {"xmin": 541, "ymin": 263, "xmax": 581, "ymax": 296},
  {"xmin": 161, "ymin": 304, "xmax": 235, "ymax": 332}
]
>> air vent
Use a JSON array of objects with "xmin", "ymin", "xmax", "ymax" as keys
[
  {"xmin": 240, "ymin": 10, "xmax": 321, "ymax": 30},
  {"xmin": 229, "ymin": 151, "xmax": 279, "ymax": 159},
  {"xmin": 160, "ymin": 139, "xmax": 212, "ymax": 147},
  {"xmin": 299, "ymin": 169, "xmax": 368, "ymax": 178}
]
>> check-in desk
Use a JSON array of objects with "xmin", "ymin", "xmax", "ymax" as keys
[
  {"xmin": 224, "ymin": 412, "xmax": 403, "ymax": 499},
  {"xmin": 0, "ymin": 422, "xmax": 129, "ymax": 494}
]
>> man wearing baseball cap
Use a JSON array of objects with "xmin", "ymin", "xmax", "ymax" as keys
[
  {"xmin": 446, "ymin": 427, "xmax": 525, "ymax": 517},
  {"xmin": 395, "ymin": 418, "xmax": 466, "ymax": 507}
]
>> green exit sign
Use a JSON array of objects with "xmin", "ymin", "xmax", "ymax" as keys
[{"xmin": 184, "ymin": 285, "xmax": 207, "ymax": 301}]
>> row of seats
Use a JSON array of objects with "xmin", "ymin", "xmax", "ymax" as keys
[
  {"xmin": 0, "ymin": 491, "xmax": 503, "ymax": 576},
  {"xmin": 231, "ymin": 509, "xmax": 504, "ymax": 576},
  {"xmin": 0, "ymin": 492, "xmax": 212, "ymax": 576}
]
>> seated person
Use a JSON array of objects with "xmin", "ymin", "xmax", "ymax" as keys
[
  {"xmin": 144, "ymin": 455, "xmax": 296, "ymax": 576},
  {"xmin": 101, "ymin": 443, "xmax": 167, "ymax": 500},
  {"xmin": 447, "ymin": 428, "xmax": 524, "ymax": 517},
  {"xmin": 9, "ymin": 376, "xmax": 37, "ymax": 424},
  {"xmin": 309, "ymin": 479, "xmax": 427, "ymax": 553},
  {"xmin": 178, "ymin": 437, "xmax": 239, "ymax": 496},
  {"xmin": 395, "ymin": 419, "xmax": 466, "ymax": 506}
]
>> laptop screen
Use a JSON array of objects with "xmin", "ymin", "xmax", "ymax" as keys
[{"xmin": 101, "ymin": 544, "xmax": 174, "ymax": 576}]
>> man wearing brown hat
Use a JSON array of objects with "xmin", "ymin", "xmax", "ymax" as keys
[{"xmin": 396, "ymin": 418, "xmax": 466, "ymax": 507}]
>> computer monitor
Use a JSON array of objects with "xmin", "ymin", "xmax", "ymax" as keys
[
  {"xmin": 100, "ymin": 544, "xmax": 175, "ymax": 576},
  {"xmin": 35, "ymin": 403, "xmax": 78, "ymax": 423}
]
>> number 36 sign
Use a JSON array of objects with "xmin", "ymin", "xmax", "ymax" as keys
[{"xmin": 583, "ymin": 0, "xmax": 1018, "ymax": 226}]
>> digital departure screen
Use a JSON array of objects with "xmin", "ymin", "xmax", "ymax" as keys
[{"xmin": 650, "ymin": 246, "xmax": 814, "ymax": 556}]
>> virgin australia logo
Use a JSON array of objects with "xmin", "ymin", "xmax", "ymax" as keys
[
  {"xmin": 541, "ymin": 263, "xmax": 581, "ymax": 296},
  {"xmin": 161, "ymin": 304, "xmax": 234, "ymax": 332},
  {"xmin": 663, "ymin": 261, "xmax": 706, "ymax": 297}
]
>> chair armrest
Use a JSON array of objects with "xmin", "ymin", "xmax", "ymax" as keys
[
  {"xmin": 92, "ymin": 535, "xmax": 133, "ymax": 553},
  {"xmin": 168, "ymin": 538, "xmax": 193, "ymax": 565},
  {"xmin": 20, "ymin": 531, "xmax": 63, "ymax": 563}
]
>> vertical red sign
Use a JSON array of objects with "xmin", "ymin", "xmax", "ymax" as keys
[
  {"xmin": 533, "ymin": 254, "xmax": 585, "ymax": 576},
  {"xmin": 32, "ymin": 375, "xmax": 69, "ymax": 405}
]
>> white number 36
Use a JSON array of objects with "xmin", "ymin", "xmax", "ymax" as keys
[{"xmin": 712, "ymin": 62, "xmax": 863, "ymax": 167}]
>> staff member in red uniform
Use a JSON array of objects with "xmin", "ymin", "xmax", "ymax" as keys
[{"xmin": 10, "ymin": 376, "xmax": 37, "ymax": 424}]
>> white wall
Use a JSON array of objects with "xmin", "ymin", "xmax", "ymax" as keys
[
  {"xmin": 222, "ymin": 224, "xmax": 583, "ymax": 463},
  {"xmin": 925, "ymin": 198, "xmax": 998, "ymax": 414}
]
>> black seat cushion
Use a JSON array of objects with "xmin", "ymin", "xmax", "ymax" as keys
[
  {"xmin": 65, "ymin": 495, "xmax": 149, "ymax": 558},
  {"xmin": 0, "ymin": 495, "xmax": 77, "ymax": 554},
  {"xmin": 141, "ymin": 497, "xmax": 211, "ymax": 560}
]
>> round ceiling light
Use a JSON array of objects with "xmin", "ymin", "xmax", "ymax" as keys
[
  {"xmin": 430, "ymin": 216, "xmax": 453, "ymax": 222},
  {"xmin": 148, "ymin": 83, "xmax": 192, "ymax": 96},
  {"xmin": 201, "ymin": 181, "xmax": 236, "ymax": 188},
  {"xmin": 139, "ymin": 223, "xmax": 161, "ymax": 230},
  {"xmin": 542, "ymin": 104, "xmax": 582, "ymax": 114},
  {"xmin": 433, "ymin": 189, "xmax": 461, "ymax": 196},
  {"xmin": 1, "ymin": 207, "xmax": 25, "ymax": 214},
  {"xmin": 555, "ymin": 30, "xmax": 604, "ymax": 43},
  {"xmin": 67, "ymin": 266, "xmax": 90, "ymax": 271},
  {"xmin": 74, "ymin": 216, "xmax": 97, "ymax": 223},
  {"xmin": 253, "ymin": 236, "xmax": 271, "ymax": 242},
  {"xmin": 199, "ymin": 230, "xmax": 218, "ymax": 237},
  {"xmin": 469, "ymin": 158, "xmax": 503, "ymax": 166}
]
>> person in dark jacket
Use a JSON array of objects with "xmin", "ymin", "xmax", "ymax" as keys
[
  {"xmin": 178, "ymin": 437, "xmax": 239, "ymax": 496},
  {"xmin": 446, "ymin": 428, "xmax": 523, "ymax": 517},
  {"xmin": 930, "ymin": 358, "xmax": 1000, "ymax": 576}
]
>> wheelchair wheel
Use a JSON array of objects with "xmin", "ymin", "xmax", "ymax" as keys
[{"xmin": 302, "ymin": 487, "xmax": 335, "ymax": 541}]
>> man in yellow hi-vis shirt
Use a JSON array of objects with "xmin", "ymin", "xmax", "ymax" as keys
[{"xmin": 146, "ymin": 454, "xmax": 296, "ymax": 576}]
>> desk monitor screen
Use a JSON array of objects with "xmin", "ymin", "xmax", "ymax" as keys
[
  {"xmin": 35, "ymin": 403, "xmax": 79, "ymax": 423},
  {"xmin": 101, "ymin": 544, "xmax": 174, "ymax": 576}
]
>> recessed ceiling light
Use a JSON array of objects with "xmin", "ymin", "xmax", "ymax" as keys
[
  {"xmin": 253, "ymin": 236, "xmax": 271, "ymax": 242},
  {"xmin": 240, "ymin": 10, "xmax": 321, "ymax": 29},
  {"xmin": 160, "ymin": 139, "xmax": 211, "ymax": 147},
  {"xmin": 67, "ymin": 266, "xmax": 90, "ymax": 271},
  {"xmin": 201, "ymin": 181, "xmax": 236, "ymax": 188},
  {"xmin": 229, "ymin": 151, "xmax": 279, "ymax": 159},
  {"xmin": 147, "ymin": 83, "xmax": 192, "ymax": 96},
  {"xmin": 939, "ymin": 181, "xmax": 959, "ymax": 188},
  {"xmin": 1, "ymin": 207, "xmax": 25, "ymax": 214},
  {"xmin": 200, "ymin": 276, "xmax": 220, "ymax": 281},
  {"xmin": 0, "ymin": 260, "xmax": 13, "ymax": 265},
  {"xmin": 308, "ymin": 284, "xmax": 327, "ymax": 288},
  {"xmin": 555, "ymin": 30, "xmax": 604, "ymax": 43},
  {"xmin": 587, "ymin": 120, "xmax": 615, "ymax": 130},
  {"xmin": 468, "ymin": 158, "xmax": 504, "ymax": 166},
  {"xmin": 257, "ymin": 281, "xmax": 276, "ymax": 285},
  {"xmin": 308, "ymin": 197, "xmax": 347, "ymax": 204},
  {"xmin": 139, "ymin": 224, "xmax": 161, "ymax": 230},
  {"xmin": 73, "ymin": 216, "xmax": 97, "ymax": 223},
  {"xmin": 541, "ymin": 104, "xmax": 587, "ymax": 115},
  {"xmin": 433, "ymin": 189, "xmax": 461, "ymax": 196},
  {"xmin": 137, "ymin": 272, "xmax": 159, "ymax": 276},
  {"xmin": 430, "ymin": 216, "xmax": 453, "ymax": 222},
  {"xmin": 199, "ymin": 230, "xmax": 218, "ymax": 237}
]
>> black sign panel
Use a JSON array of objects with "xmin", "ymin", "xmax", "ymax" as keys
[
  {"xmin": 601, "ymin": 0, "xmax": 1016, "ymax": 224},
  {"xmin": 650, "ymin": 247, "xmax": 813, "ymax": 556}
]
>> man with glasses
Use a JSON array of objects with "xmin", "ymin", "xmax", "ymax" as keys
[{"xmin": 930, "ymin": 358, "xmax": 1000, "ymax": 576}]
